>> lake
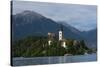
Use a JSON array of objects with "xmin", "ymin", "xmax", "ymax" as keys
[{"xmin": 12, "ymin": 53, "xmax": 97, "ymax": 66}]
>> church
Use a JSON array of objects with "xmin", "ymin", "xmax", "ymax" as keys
[{"xmin": 48, "ymin": 24, "xmax": 67, "ymax": 48}]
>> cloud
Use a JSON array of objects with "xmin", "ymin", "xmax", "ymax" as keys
[{"xmin": 12, "ymin": 1, "xmax": 97, "ymax": 31}]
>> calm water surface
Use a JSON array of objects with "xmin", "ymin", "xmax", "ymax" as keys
[{"xmin": 12, "ymin": 53, "xmax": 97, "ymax": 66}]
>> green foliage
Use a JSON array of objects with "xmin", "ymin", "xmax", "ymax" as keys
[{"xmin": 12, "ymin": 36, "xmax": 91, "ymax": 57}]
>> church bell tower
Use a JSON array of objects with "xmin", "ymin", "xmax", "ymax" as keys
[{"xmin": 59, "ymin": 24, "xmax": 63, "ymax": 41}]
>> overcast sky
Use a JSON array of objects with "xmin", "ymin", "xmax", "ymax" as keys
[{"xmin": 12, "ymin": 1, "xmax": 97, "ymax": 31}]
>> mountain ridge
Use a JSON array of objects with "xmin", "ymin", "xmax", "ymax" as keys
[{"xmin": 12, "ymin": 10, "xmax": 97, "ymax": 48}]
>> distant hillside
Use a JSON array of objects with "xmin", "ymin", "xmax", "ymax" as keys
[
  {"xmin": 57, "ymin": 21, "xmax": 82, "ymax": 35},
  {"xmin": 81, "ymin": 29, "xmax": 97, "ymax": 48}
]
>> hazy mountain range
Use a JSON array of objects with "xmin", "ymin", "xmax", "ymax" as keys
[{"xmin": 12, "ymin": 10, "xmax": 97, "ymax": 48}]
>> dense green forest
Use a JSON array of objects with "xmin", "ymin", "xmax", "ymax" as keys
[{"xmin": 12, "ymin": 36, "xmax": 94, "ymax": 57}]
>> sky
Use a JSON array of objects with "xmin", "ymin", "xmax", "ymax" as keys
[{"xmin": 12, "ymin": 1, "xmax": 97, "ymax": 31}]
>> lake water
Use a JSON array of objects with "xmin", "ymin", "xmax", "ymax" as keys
[{"xmin": 12, "ymin": 53, "xmax": 97, "ymax": 66}]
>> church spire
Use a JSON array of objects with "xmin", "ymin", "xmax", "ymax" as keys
[{"xmin": 59, "ymin": 24, "xmax": 63, "ymax": 31}]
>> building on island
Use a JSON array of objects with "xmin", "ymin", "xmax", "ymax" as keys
[
  {"xmin": 48, "ymin": 32, "xmax": 55, "ymax": 45},
  {"xmin": 58, "ymin": 24, "xmax": 67, "ymax": 48},
  {"xmin": 48, "ymin": 24, "xmax": 67, "ymax": 48}
]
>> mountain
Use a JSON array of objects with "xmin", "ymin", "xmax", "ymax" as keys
[
  {"xmin": 11, "ymin": 10, "xmax": 97, "ymax": 48},
  {"xmin": 82, "ymin": 29, "xmax": 97, "ymax": 41},
  {"xmin": 81, "ymin": 29, "xmax": 97, "ymax": 48},
  {"xmin": 12, "ymin": 11, "xmax": 59, "ymax": 39},
  {"xmin": 12, "ymin": 10, "xmax": 83, "ymax": 40}
]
